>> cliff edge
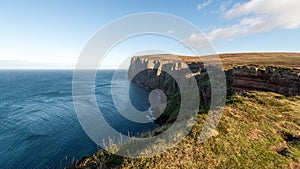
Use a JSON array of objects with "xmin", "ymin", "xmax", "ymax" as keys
[{"xmin": 128, "ymin": 53, "xmax": 300, "ymax": 97}]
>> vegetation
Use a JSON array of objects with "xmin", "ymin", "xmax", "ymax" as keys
[
  {"xmin": 138, "ymin": 52, "xmax": 300, "ymax": 69},
  {"xmin": 70, "ymin": 91, "xmax": 300, "ymax": 169}
]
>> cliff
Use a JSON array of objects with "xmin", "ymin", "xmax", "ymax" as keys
[
  {"xmin": 128, "ymin": 53, "xmax": 300, "ymax": 98},
  {"xmin": 128, "ymin": 55, "xmax": 202, "ymax": 96},
  {"xmin": 128, "ymin": 53, "xmax": 300, "ymax": 125},
  {"xmin": 231, "ymin": 66, "xmax": 300, "ymax": 96}
]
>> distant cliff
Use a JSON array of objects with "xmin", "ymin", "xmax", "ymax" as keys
[
  {"xmin": 128, "ymin": 55, "xmax": 197, "ymax": 97},
  {"xmin": 231, "ymin": 66, "xmax": 300, "ymax": 96},
  {"xmin": 128, "ymin": 53, "xmax": 300, "ymax": 100}
]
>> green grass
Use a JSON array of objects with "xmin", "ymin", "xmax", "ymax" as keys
[{"xmin": 71, "ymin": 91, "xmax": 300, "ymax": 169}]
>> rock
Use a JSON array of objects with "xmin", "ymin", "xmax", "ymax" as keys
[
  {"xmin": 128, "ymin": 54, "xmax": 300, "ymax": 105},
  {"xmin": 232, "ymin": 66, "xmax": 300, "ymax": 96}
]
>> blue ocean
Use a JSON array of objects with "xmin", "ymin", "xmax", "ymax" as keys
[{"xmin": 0, "ymin": 70, "xmax": 155, "ymax": 169}]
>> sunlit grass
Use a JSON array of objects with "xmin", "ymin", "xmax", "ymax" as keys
[{"xmin": 72, "ymin": 91, "xmax": 300, "ymax": 169}]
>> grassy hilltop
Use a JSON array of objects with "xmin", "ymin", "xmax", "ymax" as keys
[{"xmin": 70, "ymin": 53, "xmax": 300, "ymax": 169}]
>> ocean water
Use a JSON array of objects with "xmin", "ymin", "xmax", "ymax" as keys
[{"xmin": 0, "ymin": 70, "xmax": 155, "ymax": 169}]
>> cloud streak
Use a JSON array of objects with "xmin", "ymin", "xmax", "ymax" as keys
[
  {"xmin": 197, "ymin": 0, "xmax": 212, "ymax": 10},
  {"xmin": 189, "ymin": 0, "xmax": 300, "ymax": 47}
]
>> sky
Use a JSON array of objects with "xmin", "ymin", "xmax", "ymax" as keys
[{"xmin": 0, "ymin": 0, "xmax": 300, "ymax": 69}]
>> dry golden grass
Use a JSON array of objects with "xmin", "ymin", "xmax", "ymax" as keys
[
  {"xmin": 217, "ymin": 52, "xmax": 300, "ymax": 70},
  {"xmin": 135, "ymin": 52, "xmax": 300, "ymax": 70}
]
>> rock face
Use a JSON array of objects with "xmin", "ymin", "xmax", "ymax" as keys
[
  {"xmin": 128, "ymin": 55, "xmax": 190, "ymax": 77},
  {"xmin": 129, "ymin": 55, "xmax": 197, "ymax": 96},
  {"xmin": 128, "ymin": 54, "xmax": 300, "ymax": 98},
  {"xmin": 231, "ymin": 66, "xmax": 300, "ymax": 96},
  {"xmin": 128, "ymin": 55, "xmax": 208, "ymax": 99}
]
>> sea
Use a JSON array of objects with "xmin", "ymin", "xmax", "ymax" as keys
[{"xmin": 0, "ymin": 70, "xmax": 155, "ymax": 169}]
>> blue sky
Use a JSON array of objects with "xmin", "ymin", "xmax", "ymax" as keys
[{"xmin": 0, "ymin": 0, "xmax": 299, "ymax": 68}]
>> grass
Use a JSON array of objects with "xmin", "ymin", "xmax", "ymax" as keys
[
  {"xmin": 133, "ymin": 52, "xmax": 300, "ymax": 70},
  {"xmin": 71, "ymin": 91, "xmax": 300, "ymax": 169}
]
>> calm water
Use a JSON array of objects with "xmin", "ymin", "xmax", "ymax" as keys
[{"xmin": 0, "ymin": 70, "xmax": 155, "ymax": 169}]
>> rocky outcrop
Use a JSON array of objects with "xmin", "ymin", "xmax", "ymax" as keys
[
  {"xmin": 231, "ymin": 66, "xmax": 300, "ymax": 96},
  {"xmin": 128, "ymin": 55, "xmax": 209, "ymax": 100},
  {"xmin": 128, "ymin": 54, "xmax": 300, "ymax": 99},
  {"xmin": 128, "ymin": 55, "xmax": 191, "ymax": 77}
]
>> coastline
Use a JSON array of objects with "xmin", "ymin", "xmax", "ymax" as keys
[{"xmin": 70, "ymin": 52, "xmax": 300, "ymax": 168}]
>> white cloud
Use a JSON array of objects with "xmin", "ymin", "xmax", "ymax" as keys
[
  {"xmin": 183, "ymin": 33, "xmax": 213, "ymax": 50},
  {"xmin": 219, "ymin": 0, "xmax": 232, "ymax": 13},
  {"xmin": 197, "ymin": 0, "xmax": 212, "ymax": 10},
  {"xmin": 191, "ymin": 0, "xmax": 300, "ymax": 44}
]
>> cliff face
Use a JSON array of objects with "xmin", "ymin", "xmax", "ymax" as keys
[
  {"xmin": 128, "ymin": 55, "xmax": 209, "ymax": 125},
  {"xmin": 128, "ymin": 55, "xmax": 205, "ymax": 97},
  {"xmin": 231, "ymin": 66, "xmax": 300, "ymax": 96},
  {"xmin": 128, "ymin": 54, "xmax": 300, "ymax": 98},
  {"xmin": 128, "ymin": 55, "xmax": 191, "ymax": 77}
]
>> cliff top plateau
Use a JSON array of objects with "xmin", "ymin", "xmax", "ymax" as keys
[{"xmin": 132, "ymin": 52, "xmax": 300, "ymax": 70}]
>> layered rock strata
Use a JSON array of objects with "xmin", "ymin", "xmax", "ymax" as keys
[{"xmin": 128, "ymin": 54, "xmax": 300, "ymax": 99}]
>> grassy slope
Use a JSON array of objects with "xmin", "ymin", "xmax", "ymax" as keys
[{"xmin": 74, "ymin": 91, "xmax": 300, "ymax": 169}]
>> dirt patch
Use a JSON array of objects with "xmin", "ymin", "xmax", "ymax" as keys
[
  {"xmin": 249, "ymin": 128, "xmax": 264, "ymax": 140},
  {"xmin": 271, "ymin": 142, "xmax": 290, "ymax": 157},
  {"xmin": 287, "ymin": 161, "xmax": 300, "ymax": 169}
]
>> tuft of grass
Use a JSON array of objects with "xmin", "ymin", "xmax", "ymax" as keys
[
  {"xmin": 226, "ymin": 95, "xmax": 244, "ymax": 105},
  {"xmin": 70, "ymin": 91, "xmax": 300, "ymax": 169}
]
